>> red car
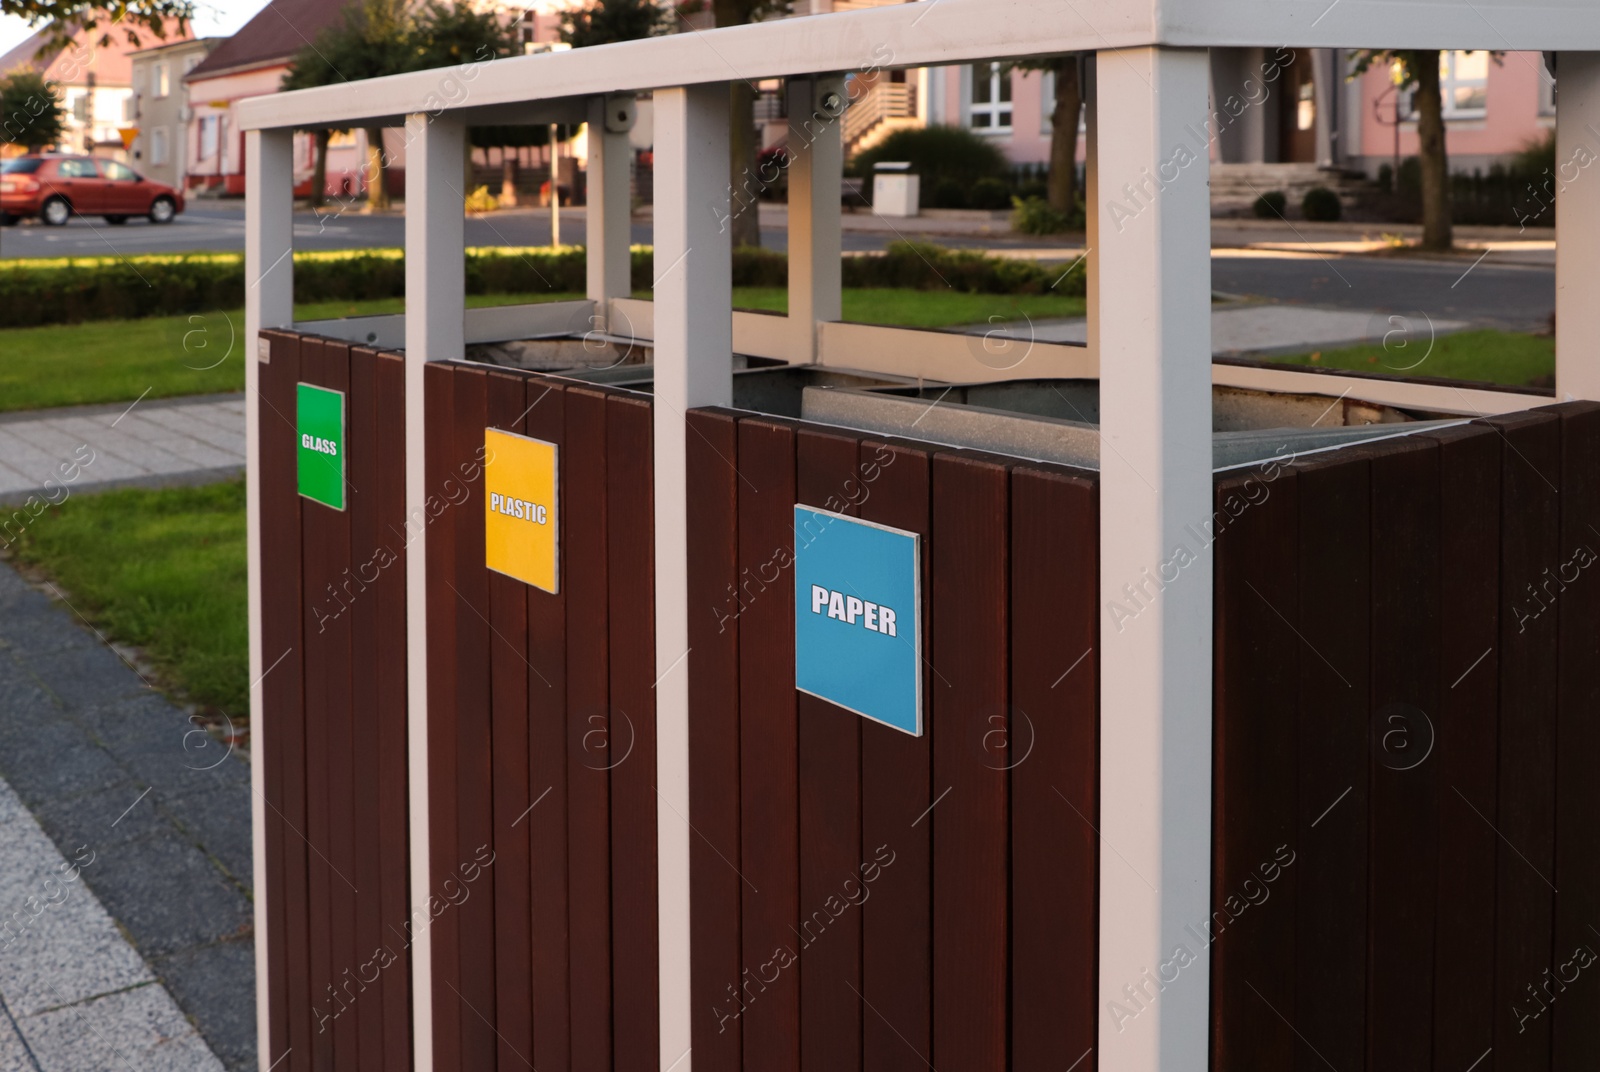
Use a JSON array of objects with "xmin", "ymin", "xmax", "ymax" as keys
[{"xmin": 0, "ymin": 154, "xmax": 184, "ymax": 227}]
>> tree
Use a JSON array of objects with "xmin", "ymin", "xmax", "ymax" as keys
[
  {"xmin": 1349, "ymin": 50, "xmax": 1495, "ymax": 251},
  {"xmin": 282, "ymin": 0, "xmax": 412, "ymax": 211},
  {"xmin": 561, "ymin": 0, "xmax": 670, "ymax": 49},
  {"xmin": 0, "ymin": 69, "xmax": 66, "ymax": 151},
  {"xmin": 709, "ymin": 0, "xmax": 785, "ymax": 249},
  {"xmin": 1, "ymin": 0, "xmax": 190, "ymax": 48},
  {"xmin": 1013, "ymin": 55, "xmax": 1083, "ymax": 217}
]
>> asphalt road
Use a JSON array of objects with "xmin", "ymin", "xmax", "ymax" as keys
[{"xmin": 0, "ymin": 202, "xmax": 1555, "ymax": 332}]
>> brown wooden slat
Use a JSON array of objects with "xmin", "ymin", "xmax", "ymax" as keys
[
  {"xmin": 608, "ymin": 391, "xmax": 659, "ymax": 1072},
  {"xmin": 1485, "ymin": 410, "xmax": 1560, "ymax": 1071},
  {"xmin": 346, "ymin": 346, "xmax": 386, "ymax": 1072},
  {"xmin": 487, "ymin": 370, "xmax": 534, "ymax": 1071},
  {"xmin": 1209, "ymin": 465, "xmax": 1298, "ymax": 1069},
  {"xmin": 296, "ymin": 337, "xmax": 355, "ymax": 1072},
  {"xmin": 257, "ymin": 330, "xmax": 305, "ymax": 1071},
  {"xmin": 1008, "ymin": 462, "xmax": 1097, "ymax": 1072},
  {"xmin": 736, "ymin": 415, "xmax": 801, "ymax": 1072},
  {"xmin": 930, "ymin": 450, "xmax": 1008, "ymax": 1072},
  {"xmin": 794, "ymin": 426, "xmax": 865, "ymax": 1072},
  {"xmin": 423, "ymin": 360, "xmax": 462, "ymax": 1072},
  {"xmin": 564, "ymin": 384, "xmax": 613, "ymax": 1072},
  {"xmin": 524, "ymin": 376, "xmax": 571, "ymax": 1072},
  {"xmin": 448, "ymin": 365, "xmax": 497, "ymax": 1072},
  {"xmin": 1286, "ymin": 448, "xmax": 1370, "ymax": 1071},
  {"xmin": 856, "ymin": 438, "xmax": 934, "ymax": 1072},
  {"xmin": 371, "ymin": 350, "xmax": 412, "ymax": 1069},
  {"xmin": 1419, "ymin": 424, "xmax": 1500, "ymax": 1070},
  {"xmin": 686, "ymin": 407, "xmax": 744, "ymax": 1072},
  {"xmin": 1551, "ymin": 402, "xmax": 1600, "ymax": 1067},
  {"xmin": 1365, "ymin": 437, "xmax": 1440, "ymax": 1070}
]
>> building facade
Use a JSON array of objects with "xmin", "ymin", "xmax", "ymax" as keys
[{"xmin": 127, "ymin": 37, "xmax": 218, "ymax": 188}]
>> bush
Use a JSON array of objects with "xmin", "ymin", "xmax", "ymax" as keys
[
  {"xmin": 1252, "ymin": 190, "xmax": 1287, "ymax": 218},
  {"xmin": 968, "ymin": 177, "xmax": 1012, "ymax": 211},
  {"xmin": 464, "ymin": 185, "xmax": 499, "ymax": 213},
  {"xmin": 1301, "ymin": 186, "xmax": 1342, "ymax": 222},
  {"xmin": 850, "ymin": 124, "xmax": 1010, "ymax": 209},
  {"xmin": 927, "ymin": 178, "xmax": 967, "ymax": 209},
  {"xmin": 1010, "ymin": 196, "xmax": 1072, "ymax": 235},
  {"xmin": 842, "ymin": 241, "xmax": 1085, "ymax": 297}
]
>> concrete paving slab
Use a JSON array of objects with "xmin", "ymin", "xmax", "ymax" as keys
[
  {"xmin": 150, "ymin": 942, "xmax": 255, "ymax": 1071},
  {"xmin": 0, "ymin": 1010, "xmax": 35, "ymax": 1072},
  {"xmin": 24, "ymin": 984, "xmax": 223, "ymax": 1072},
  {"xmin": 73, "ymin": 828, "xmax": 252, "ymax": 959}
]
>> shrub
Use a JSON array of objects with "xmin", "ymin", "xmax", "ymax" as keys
[
  {"xmin": 1301, "ymin": 186, "xmax": 1342, "ymax": 222},
  {"xmin": 927, "ymin": 178, "xmax": 967, "ymax": 209},
  {"xmin": 1252, "ymin": 190, "xmax": 1287, "ymax": 218},
  {"xmin": 1010, "ymin": 196, "xmax": 1072, "ymax": 235},
  {"xmin": 464, "ymin": 185, "xmax": 499, "ymax": 213},
  {"xmin": 849, "ymin": 124, "xmax": 1010, "ymax": 209},
  {"xmin": 842, "ymin": 241, "xmax": 1085, "ymax": 297},
  {"xmin": 968, "ymin": 177, "xmax": 1012, "ymax": 211}
]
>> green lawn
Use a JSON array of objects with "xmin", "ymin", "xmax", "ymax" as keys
[
  {"xmin": 1269, "ymin": 328, "xmax": 1555, "ymax": 389},
  {"xmin": 0, "ymin": 288, "xmax": 1086, "ymax": 413},
  {"xmin": 7, "ymin": 479, "xmax": 248, "ymax": 719}
]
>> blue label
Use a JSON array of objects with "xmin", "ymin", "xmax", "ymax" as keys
[{"xmin": 794, "ymin": 505, "xmax": 922, "ymax": 736}]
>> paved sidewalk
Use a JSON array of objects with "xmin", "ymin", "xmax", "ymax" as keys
[
  {"xmin": 0, "ymin": 395, "xmax": 244, "ymax": 508},
  {"xmin": 0, "ymin": 561, "xmax": 255, "ymax": 1071}
]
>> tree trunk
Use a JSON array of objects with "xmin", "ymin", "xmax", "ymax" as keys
[
  {"xmin": 364, "ymin": 126, "xmax": 391, "ymax": 212},
  {"xmin": 500, "ymin": 152, "xmax": 519, "ymax": 207},
  {"xmin": 728, "ymin": 81, "xmax": 761, "ymax": 249},
  {"xmin": 310, "ymin": 129, "xmax": 330, "ymax": 209},
  {"xmin": 1413, "ymin": 52, "xmax": 1452, "ymax": 251},
  {"xmin": 1047, "ymin": 57, "xmax": 1082, "ymax": 216}
]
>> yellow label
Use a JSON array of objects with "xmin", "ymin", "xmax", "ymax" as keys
[{"xmin": 483, "ymin": 428, "xmax": 559, "ymax": 593}]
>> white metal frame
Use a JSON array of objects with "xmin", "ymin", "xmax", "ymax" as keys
[{"xmin": 237, "ymin": 5, "xmax": 1600, "ymax": 1070}]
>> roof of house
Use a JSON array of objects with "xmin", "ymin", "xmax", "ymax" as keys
[
  {"xmin": 184, "ymin": 0, "xmax": 355, "ymax": 83},
  {"xmin": 128, "ymin": 35, "xmax": 223, "ymax": 60},
  {"xmin": 0, "ymin": 20, "xmax": 187, "ymax": 86}
]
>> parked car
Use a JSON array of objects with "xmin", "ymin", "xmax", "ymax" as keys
[{"xmin": 0, "ymin": 154, "xmax": 184, "ymax": 227}]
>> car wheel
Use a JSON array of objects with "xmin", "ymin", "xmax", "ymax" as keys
[
  {"xmin": 41, "ymin": 196, "xmax": 71, "ymax": 227},
  {"xmin": 148, "ymin": 196, "xmax": 176, "ymax": 224},
  {"xmin": 104, "ymin": 215, "xmax": 128, "ymax": 225}
]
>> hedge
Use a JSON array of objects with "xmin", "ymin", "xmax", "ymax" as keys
[{"xmin": 0, "ymin": 241, "xmax": 1085, "ymax": 329}]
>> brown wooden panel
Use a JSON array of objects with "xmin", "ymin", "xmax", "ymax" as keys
[
  {"xmin": 686, "ymin": 407, "xmax": 744, "ymax": 1072},
  {"xmin": 794, "ymin": 426, "xmax": 865, "ymax": 1072},
  {"xmin": 1009, "ymin": 462, "xmax": 1097, "ymax": 1072},
  {"xmin": 347, "ymin": 346, "xmax": 386, "ymax": 1072},
  {"xmin": 1286, "ymin": 448, "xmax": 1370, "ymax": 1072},
  {"xmin": 298, "ymin": 337, "xmax": 355, "ymax": 1072},
  {"xmin": 525, "ymin": 376, "xmax": 572, "ymax": 1072},
  {"xmin": 1420, "ymin": 424, "xmax": 1500, "ymax": 1071},
  {"xmin": 486, "ymin": 370, "xmax": 534, "ymax": 1071},
  {"xmin": 564, "ymin": 384, "xmax": 613, "ymax": 1072},
  {"xmin": 736, "ymin": 416, "xmax": 801, "ymax": 1072},
  {"xmin": 423, "ymin": 360, "xmax": 462, "ymax": 1072},
  {"xmin": 1209, "ymin": 465, "xmax": 1298, "ymax": 1070},
  {"xmin": 1365, "ymin": 437, "xmax": 1440, "ymax": 1070},
  {"xmin": 1551, "ymin": 402, "xmax": 1600, "ymax": 1067},
  {"xmin": 608, "ymin": 391, "xmax": 659, "ymax": 1072},
  {"xmin": 930, "ymin": 450, "xmax": 1008, "ymax": 1072},
  {"xmin": 371, "ymin": 350, "xmax": 412, "ymax": 1069},
  {"xmin": 857, "ymin": 438, "xmax": 934, "ymax": 1072},
  {"xmin": 1485, "ymin": 410, "xmax": 1561, "ymax": 1071},
  {"xmin": 258, "ymin": 330, "xmax": 305, "ymax": 1071},
  {"xmin": 448, "ymin": 366, "xmax": 497, "ymax": 1072}
]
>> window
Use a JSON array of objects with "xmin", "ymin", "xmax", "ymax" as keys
[
  {"xmin": 969, "ymin": 62, "xmax": 1011, "ymax": 132},
  {"xmin": 152, "ymin": 127, "xmax": 169, "ymax": 165},
  {"xmin": 1440, "ymin": 50, "xmax": 1487, "ymax": 118},
  {"xmin": 200, "ymin": 115, "xmax": 219, "ymax": 159},
  {"xmin": 185, "ymin": 54, "xmax": 202, "ymax": 74},
  {"xmin": 57, "ymin": 158, "xmax": 96, "ymax": 178},
  {"xmin": 1, "ymin": 158, "xmax": 44, "ymax": 174},
  {"xmin": 102, "ymin": 160, "xmax": 138, "ymax": 181},
  {"xmin": 155, "ymin": 62, "xmax": 170, "ymax": 98},
  {"xmin": 1539, "ymin": 62, "xmax": 1556, "ymax": 117}
]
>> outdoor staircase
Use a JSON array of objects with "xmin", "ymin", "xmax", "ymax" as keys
[
  {"xmin": 1210, "ymin": 162, "xmax": 1378, "ymax": 216},
  {"xmin": 844, "ymin": 80, "xmax": 921, "ymax": 157}
]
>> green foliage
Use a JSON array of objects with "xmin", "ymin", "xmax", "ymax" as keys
[
  {"xmin": 969, "ymin": 177, "xmax": 1011, "ymax": 211},
  {"xmin": 843, "ymin": 241, "xmax": 1085, "ymax": 296},
  {"xmin": 281, "ymin": 0, "xmax": 413, "ymax": 93},
  {"xmin": 926, "ymin": 178, "xmax": 966, "ymax": 209},
  {"xmin": 1301, "ymin": 187, "xmax": 1342, "ymax": 222},
  {"xmin": 0, "ymin": 0, "xmax": 191, "ymax": 49},
  {"xmin": 408, "ymin": 0, "xmax": 511, "ymax": 68},
  {"xmin": 560, "ymin": 0, "xmax": 670, "ymax": 48},
  {"xmin": 0, "ymin": 69, "xmax": 65, "ymax": 150},
  {"xmin": 464, "ymin": 185, "xmax": 499, "ymax": 212},
  {"xmin": 1252, "ymin": 190, "xmax": 1287, "ymax": 218},
  {"xmin": 1010, "ymin": 196, "xmax": 1073, "ymax": 235},
  {"xmin": 850, "ymin": 125, "xmax": 1010, "ymax": 208}
]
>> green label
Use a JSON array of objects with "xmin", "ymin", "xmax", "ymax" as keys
[{"xmin": 296, "ymin": 383, "xmax": 346, "ymax": 511}]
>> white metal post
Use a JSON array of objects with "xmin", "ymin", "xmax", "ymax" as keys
[
  {"xmin": 403, "ymin": 111, "xmax": 466, "ymax": 1072},
  {"xmin": 1557, "ymin": 51, "xmax": 1600, "ymax": 401},
  {"xmin": 1083, "ymin": 55, "xmax": 1099, "ymax": 368},
  {"xmin": 786, "ymin": 76, "xmax": 844, "ymax": 363},
  {"xmin": 245, "ymin": 125, "xmax": 294, "ymax": 1072},
  {"xmin": 1094, "ymin": 46, "xmax": 1214, "ymax": 1072},
  {"xmin": 586, "ymin": 95, "xmax": 635, "ymax": 331},
  {"xmin": 653, "ymin": 82, "xmax": 733, "ymax": 1072}
]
